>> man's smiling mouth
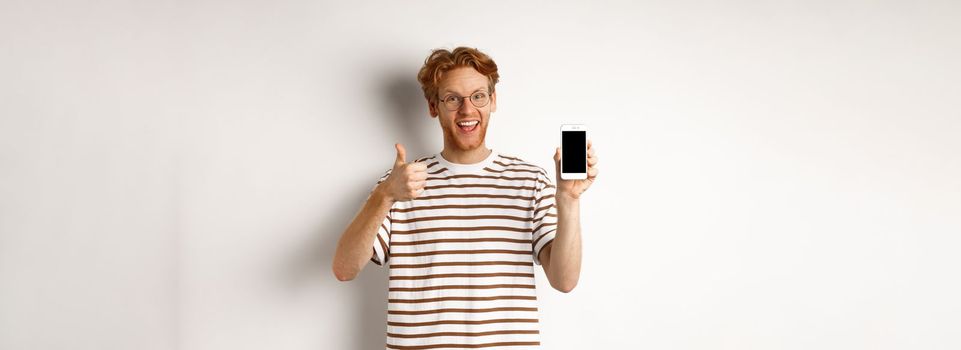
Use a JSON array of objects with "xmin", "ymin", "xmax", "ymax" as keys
[{"xmin": 456, "ymin": 120, "xmax": 479, "ymax": 133}]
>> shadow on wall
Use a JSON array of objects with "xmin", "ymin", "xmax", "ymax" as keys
[
  {"xmin": 383, "ymin": 69, "xmax": 433, "ymax": 157},
  {"xmin": 280, "ymin": 182, "xmax": 388, "ymax": 350},
  {"xmin": 279, "ymin": 68, "xmax": 430, "ymax": 350}
]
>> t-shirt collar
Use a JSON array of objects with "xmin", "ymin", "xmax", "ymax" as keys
[{"xmin": 435, "ymin": 149, "xmax": 498, "ymax": 174}]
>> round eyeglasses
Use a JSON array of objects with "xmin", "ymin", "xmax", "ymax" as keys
[{"xmin": 438, "ymin": 91, "xmax": 491, "ymax": 111}]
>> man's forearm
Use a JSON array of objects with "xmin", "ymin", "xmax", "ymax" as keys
[
  {"xmin": 548, "ymin": 195, "xmax": 582, "ymax": 291},
  {"xmin": 332, "ymin": 184, "xmax": 394, "ymax": 281}
]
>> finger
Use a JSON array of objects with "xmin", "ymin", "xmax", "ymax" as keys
[
  {"xmin": 395, "ymin": 143, "xmax": 407, "ymax": 165},
  {"xmin": 554, "ymin": 147, "xmax": 561, "ymax": 162},
  {"xmin": 411, "ymin": 188, "xmax": 425, "ymax": 198},
  {"xmin": 408, "ymin": 162, "xmax": 428, "ymax": 172},
  {"xmin": 587, "ymin": 155, "xmax": 598, "ymax": 166},
  {"xmin": 588, "ymin": 144, "xmax": 596, "ymax": 158},
  {"xmin": 409, "ymin": 171, "xmax": 428, "ymax": 182},
  {"xmin": 587, "ymin": 166, "xmax": 599, "ymax": 179}
]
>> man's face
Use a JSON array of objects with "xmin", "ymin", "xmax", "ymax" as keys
[{"xmin": 429, "ymin": 67, "xmax": 497, "ymax": 153}]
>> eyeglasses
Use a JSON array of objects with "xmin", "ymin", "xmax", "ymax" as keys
[{"xmin": 438, "ymin": 91, "xmax": 491, "ymax": 111}]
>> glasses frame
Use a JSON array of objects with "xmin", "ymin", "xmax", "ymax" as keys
[{"xmin": 437, "ymin": 90, "xmax": 492, "ymax": 111}]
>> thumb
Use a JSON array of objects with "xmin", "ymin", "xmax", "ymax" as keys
[
  {"xmin": 554, "ymin": 147, "xmax": 561, "ymax": 163},
  {"xmin": 395, "ymin": 143, "xmax": 407, "ymax": 165}
]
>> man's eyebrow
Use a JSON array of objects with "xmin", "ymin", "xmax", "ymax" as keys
[{"xmin": 440, "ymin": 87, "xmax": 489, "ymax": 96}]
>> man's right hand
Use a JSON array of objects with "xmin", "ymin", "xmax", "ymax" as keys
[{"xmin": 380, "ymin": 143, "xmax": 428, "ymax": 202}]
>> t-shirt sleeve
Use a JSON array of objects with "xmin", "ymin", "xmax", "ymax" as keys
[
  {"xmin": 531, "ymin": 169, "xmax": 558, "ymax": 266},
  {"xmin": 369, "ymin": 169, "xmax": 393, "ymax": 266}
]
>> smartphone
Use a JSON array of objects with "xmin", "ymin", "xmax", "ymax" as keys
[{"xmin": 560, "ymin": 124, "xmax": 587, "ymax": 180}]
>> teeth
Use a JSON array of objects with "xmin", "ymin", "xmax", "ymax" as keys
[{"xmin": 457, "ymin": 121, "xmax": 478, "ymax": 127}]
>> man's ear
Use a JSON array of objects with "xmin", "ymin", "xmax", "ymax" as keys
[
  {"xmin": 427, "ymin": 99, "xmax": 438, "ymax": 118},
  {"xmin": 490, "ymin": 92, "xmax": 497, "ymax": 113}
]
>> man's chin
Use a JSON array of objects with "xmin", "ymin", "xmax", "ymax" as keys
[
  {"xmin": 454, "ymin": 141, "xmax": 481, "ymax": 152},
  {"xmin": 445, "ymin": 132, "xmax": 482, "ymax": 150},
  {"xmin": 455, "ymin": 135, "xmax": 490, "ymax": 152}
]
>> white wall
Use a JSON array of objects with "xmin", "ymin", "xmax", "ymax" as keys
[{"xmin": 2, "ymin": 1, "xmax": 960, "ymax": 349}]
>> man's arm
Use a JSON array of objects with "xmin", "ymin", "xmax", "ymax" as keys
[
  {"xmin": 332, "ymin": 183, "xmax": 395, "ymax": 281},
  {"xmin": 540, "ymin": 141, "xmax": 598, "ymax": 292},
  {"xmin": 331, "ymin": 144, "xmax": 426, "ymax": 281},
  {"xmin": 539, "ymin": 195, "xmax": 582, "ymax": 293}
]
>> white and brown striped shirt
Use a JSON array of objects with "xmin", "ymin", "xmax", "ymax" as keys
[{"xmin": 369, "ymin": 150, "xmax": 558, "ymax": 350}]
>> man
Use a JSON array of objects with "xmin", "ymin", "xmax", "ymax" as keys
[{"xmin": 332, "ymin": 47, "xmax": 598, "ymax": 349}]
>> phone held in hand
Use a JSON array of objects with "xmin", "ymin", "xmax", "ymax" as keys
[{"xmin": 560, "ymin": 124, "xmax": 587, "ymax": 180}]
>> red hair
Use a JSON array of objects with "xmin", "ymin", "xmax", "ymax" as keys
[{"xmin": 417, "ymin": 47, "xmax": 500, "ymax": 104}]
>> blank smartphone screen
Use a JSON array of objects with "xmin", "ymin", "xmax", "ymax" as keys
[{"xmin": 562, "ymin": 131, "xmax": 587, "ymax": 173}]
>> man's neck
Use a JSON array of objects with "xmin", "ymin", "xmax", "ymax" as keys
[{"xmin": 441, "ymin": 145, "xmax": 492, "ymax": 165}]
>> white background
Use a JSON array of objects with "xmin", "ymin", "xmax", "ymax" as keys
[{"xmin": 2, "ymin": 1, "xmax": 960, "ymax": 349}]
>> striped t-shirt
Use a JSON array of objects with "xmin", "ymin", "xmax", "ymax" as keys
[{"xmin": 369, "ymin": 150, "xmax": 558, "ymax": 350}]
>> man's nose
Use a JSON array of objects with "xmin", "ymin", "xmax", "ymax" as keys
[{"xmin": 458, "ymin": 98, "xmax": 473, "ymax": 114}]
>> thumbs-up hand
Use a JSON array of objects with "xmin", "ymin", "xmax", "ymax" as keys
[{"xmin": 383, "ymin": 143, "xmax": 428, "ymax": 202}]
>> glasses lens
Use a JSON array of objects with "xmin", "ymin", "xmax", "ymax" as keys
[
  {"xmin": 471, "ymin": 92, "xmax": 489, "ymax": 107},
  {"xmin": 443, "ymin": 96, "xmax": 461, "ymax": 110}
]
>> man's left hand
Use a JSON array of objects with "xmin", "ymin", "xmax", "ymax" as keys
[{"xmin": 554, "ymin": 140, "xmax": 598, "ymax": 201}]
